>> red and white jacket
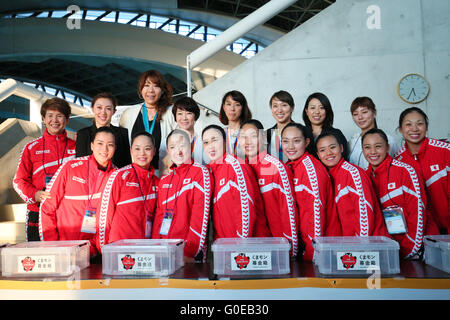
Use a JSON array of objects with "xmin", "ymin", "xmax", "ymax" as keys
[
  {"xmin": 152, "ymin": 161, "xmax": 211, "ymax": 260},
  {"xmin": 248, "ymin": 151, "xmax": 299, "ymax": 256},
  {"xmin": 395, "ymin": 138, "xmax": 450, "ymax": 233},
  {"xmin": 329, "ymin": 158, "xmax": 388, "ymax": 237},
  {"xmin": 98, "ymin": 164, "xmax": 159, "ymax": 250},
  {"xmin": 13, "ymin": 129, "xmax": 76, "ymax": 212},
  {"xmin": 208, "ymin": 153, "xmax": 271, "ymax": 240},
  {"xmin": 39, "ymin": 155, "xmax": 115, "ymax": 256},
  {"xmin": 366, "ymin": 155, "xmax": 437, "ymax": 258},
  {"xmin": 287, "ymin": 152, "xmax": 342, "ymax": 261}
]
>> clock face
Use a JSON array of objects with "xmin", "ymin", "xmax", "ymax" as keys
[{"xmin": 397, "ymin": 73, "xmax": 430, "ymax": 104}]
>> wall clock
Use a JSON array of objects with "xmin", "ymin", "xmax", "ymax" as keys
[{"xmin": 397, "ymin": 73, "xmax": 430, "ymax": 104}]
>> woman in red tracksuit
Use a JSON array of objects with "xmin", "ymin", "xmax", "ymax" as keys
[
  {"xmin": 99, "ymin": 131, "xmax": 159, "ymax": 250},
  {"xmin": 281, "ymin": 123, "xmax": 342, "ymax": 261},
  {"xmin": 152, "ymin": 129, "xmax": 211, "ymax": 262},
  {"xmin": 395, "ymin": 107, "xmax": 449, "ymax": 234},
  {"xmin": 13, "ymin": 98, "xmax": 76, "ymax": 241},
  {"xmin": 202, "ymin": 124, "xmax": 270, "ymax": 240},
  {"xmin": 239, "ymin": 120, "xmax": 299, "ymax": 257},
  {"xmin": 316, "ymin": 132, "xmax": 388, "ymax": 237},
  {"xmin": 362, "ymin": 128, "xmax": 437, "ymax": 259},
  {"xmin": 39, "ymin": 126, "xmax": 116, "ymax": 256}
]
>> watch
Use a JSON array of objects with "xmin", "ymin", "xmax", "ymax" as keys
[{"xmin": 397, "ymin": 73, "xmax": 430, "ymax": 104}]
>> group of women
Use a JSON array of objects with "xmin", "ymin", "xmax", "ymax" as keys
[{"xmin": 13, "ymin": 69, "xmax": 449, "ymax": 263}]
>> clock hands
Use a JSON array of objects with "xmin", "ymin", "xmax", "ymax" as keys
[{"xmin": 407, "ymin": 87, "xmax": 416, "ymax": 100}]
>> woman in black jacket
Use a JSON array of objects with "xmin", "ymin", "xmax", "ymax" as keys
[
  {"xmin": 302, "ymin": 92, "xmax": 348, "ymax": 160},
  {"xmin": 76, "ymin": 92, "xmax": 131, "ymax": 168}
]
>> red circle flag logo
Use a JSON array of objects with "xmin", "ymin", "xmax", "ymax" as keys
[
  {"xmin": 340, "ymin": 253, "xmax": 357, "ymax": 270},
  {"xmin": 21, "ymin": 257, "xmax": 36, "ymax": 272}
]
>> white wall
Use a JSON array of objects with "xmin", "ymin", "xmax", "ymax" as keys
[{"xmin": 194, "ymin": 0, "xmax": 450, "ymax": 141}]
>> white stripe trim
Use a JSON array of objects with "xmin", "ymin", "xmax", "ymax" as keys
[
  {"xmin": 33, "ymin": 155, "xmax": 75, "ymax": 175},
  {"xmin": 162, "ymin": 181, "xmax": 204, "ymax": 205},
  {"xmin": 117, "ymin": 193, "xmax": 157, "ymax": 206},
  {"xmin": 64, "ymin": 192, "xmax": 102, "ymax": 200},
  {"xmin": 425, "ymin": 167, "xmax": 448, "ymax": 187}
]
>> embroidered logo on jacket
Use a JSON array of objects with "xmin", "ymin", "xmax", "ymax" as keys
[
  {"xmin": 67, "ymin": 149, "xmax": 76, "ymax": 154},
  {"xmin": 71, "ymin": 161, "xmax": 83, "ymax": 168},
  {"xmin": 430, "ymin": 164, "xmax": 440, "ymax": 172},
  {"xmin": 72, "ymin": 176, "xmax": 86, "ymax": 184},
  {"xmin": 162, "ymin": 184, "xmax": 172, "ymax": 189},
  {"xmin": 35, "ymin": 150, "xmax": 50, "ymax": 155},
  {"xmin": 258, "ymin": 178, "xmax": 265, "ymax": 185},
  {"xmin": 220, "ymin": 178, "xmax": 226, "ymax": 186},
  {"xmin": 183, "ymin": 178, "xmax": 191, "ymax": 184},
  {"xmin": 388, "ymin": 182, "xmax": 396, "ymax": 190},
  {"xmin": 126, "ymin": 182, "xmax": 139, "ymax": 187}
]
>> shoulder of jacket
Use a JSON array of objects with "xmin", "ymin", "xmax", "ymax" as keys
[
  {"xmin": 25, "ymin": 136, "xmax": 43, "ymax": 150},
  {"xmin": 428, "ymin": 138, "xmax": 450, "ymax": 151}
]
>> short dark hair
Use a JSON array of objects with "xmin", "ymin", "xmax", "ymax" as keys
[
  {"xmin": 270, "ymin": 90, "xmax": 295, "ymax": 109},
  {"xmin": 350, "ymin": 96, "xmax": 378, "ymax": 129},
  {"xmin": 219, "ymin": 90, "xmax": 252, "ymax": 125},
  {"xmin": 202, "ymin": 124, "xmax": 226, "ymax": 141},
  {"xmin": 361, "ymin": 128, "xmax": 389, "ymax": 146},
  {"xmin": 315, "ymin": 130, "xmax": 341, "ymax": 148},
  {"xmin": 172, "ymin": 96, "xmax": 200, "ymax": 121},
  {"xmin": 91, "ymin": 92, "xmax": 118, "ymax": 110},
  {"xmin": 241, "ymin": 119, "xmax": 264, "ymax": 130},
  {"xmin": 131, "ymin": 130, "xmax": 155, "ymax": 147},
  {"xmin": 398, "ymin": 107, "xmax": 429, "ymax": 129},
  {"xmin": 40, "ymin": 97, "xmax": 71, "ymax": 120},
  {"xmin": 303, "ymin": 92, "xmax": 334, "ymax": 129},
  {"xmin": 281, "ymin": 122, "xmax": 309, "ymax": 140},
  {"xmin": 91, "ymin": 126, "xmax": 116, "ymax": 144}
]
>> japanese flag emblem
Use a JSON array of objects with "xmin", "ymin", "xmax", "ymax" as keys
[
  {"xmin": 258, "ymin": 179, "xmax": 265, "ymax": 185},
  {"xmin": 293, "ymin": 178, "xmax": 298, "ymax": 185},
  {"xmin": 388, "ymin": 183, "xmax": 396, "ymax": 190},
  {"xmin": 183, "ymin": 178, "xmax": 191, "ymax": 185},
  {"xmin": 220, "ymin": 178, "xmax": 226, "ymax": 186},
  {"xmin": 430, "ymin": 164, "xmax": 439, "ymax": 172}
]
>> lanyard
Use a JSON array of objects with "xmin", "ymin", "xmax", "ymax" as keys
[
  {"xmin": 42, "ymin": 133, "xmax": 68, "ymax": 176},
  {"xmin": 142, "ymin": 103, "xmax": 157, "ymax": 135},
  {"xmin": 227, "ymin": 128, "xmax": 240, "ymax": 155},
  {"xmin": 191, "ymin": 136, "xmax": 196, "ymax": 157},
  {"xmin": 131, "ymin": 165, "xmax": 155, "ymax": 216}
]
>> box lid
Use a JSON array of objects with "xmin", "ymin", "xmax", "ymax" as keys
[
  {"xmin": 102, "ymin": 239, "xmax": 184, "ymax": 252},
  {"xmin": 1, "ymin": 240, "xmax": 89, "ymax": 255},
  {"xmin": 211, "ymin": 237, "xmax": 290, "ymax": 251},
  {"xmin": 312, "ymin": 236, "xmax": 399, "ymax": 250},
  {"xmin": 424, "ymin": 235, "xmax": 450, "ymax": 249}
]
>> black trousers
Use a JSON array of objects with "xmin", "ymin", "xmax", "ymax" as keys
[{"xmin": 27, "ymin": 210, "xmax": 41, "ymax": 241}]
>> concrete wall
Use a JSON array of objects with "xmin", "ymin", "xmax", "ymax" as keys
[{"xmin": 194, "ymin": 0, "xmax": 450, "ymax": 141}]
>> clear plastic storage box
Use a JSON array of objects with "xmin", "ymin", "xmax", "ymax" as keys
[
  {"xmin": 211, "ymin": 237, "xmax": 290, "ymax": 276},
  {"xmin": 102, "ymin": 239, "xmax": 185, "ymax": 276},
  {"xmin": 312, "ymin": 236, "xmax": 400, "ymax": 275},
  {"xmin": 424, "ymin": 235, "xmax": 450, "ymax": 273},
  {"xmin": 1, "ymin": 240, "xmax": 89, "ymax": 277}
]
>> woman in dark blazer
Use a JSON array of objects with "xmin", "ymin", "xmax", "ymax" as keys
[
  {"xmin": 76, "ymin": 92, "xmax": 131, "ymax": 168},
  {"xmin": 302, "ymin": 92, "xmax": 349, "ymax": 160}
]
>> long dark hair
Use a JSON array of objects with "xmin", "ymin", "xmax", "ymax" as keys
[
  {"xmin": 219, "ymin": 90, "xmax": 252, "ymax": 125},
  {"xmin": 302, "ymin": 92, "xmax": 334, "ymax": 129}
]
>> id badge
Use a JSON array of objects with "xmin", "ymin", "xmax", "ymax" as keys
[
  {"xmin": 159, "ymin": 210, "xmax": 173, "ymax": 236},
  {"xmin": 81, "ymin": 207, "xmax": 97, "ymax": 234},
  {"xmin": 145, "ymin": 214, "xmax": 152, "ymax": 238},
  {"xmin": 44, "ymin": 174, "xmax": 53, "ymax": 187},
  {"xmin": 383, "ymin": 205, "xmax": 407, "ymax": 235}
]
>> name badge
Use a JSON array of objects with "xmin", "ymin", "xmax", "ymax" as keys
[
  {"xmin": 382, "ymin": 205, "xmax": 407, "ymax": 235},
  {"xmin": 159, "ymin": 209, "xmax": 174, "ymax": 236},
  {"xmin": 81, "ymin": 207, "xmax": 97, "ymax": 234}
]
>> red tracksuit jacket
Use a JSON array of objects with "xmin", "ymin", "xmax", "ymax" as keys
[
  {"xmin": 152, "ymin": 161, "xmax": 211, "ymax": 260},
  {"xmin": 39, "ymin": 155, "xmax": 115, "ymax": 256},
  {"xmin": 329, "ymin": 158, "xmax": 388, "ymax": 237},
  {"xmin": 248, "ymin": 151, "xmax": 299, "ymax": 256},
  {"xmin": 366, "ymin": 155, "xmax": 434, "ymax": 258},
  {"xmin": 98, "ymin": 164, "xmax": 159, "ymax": 250},
  {"xmin": 13, "ymin": 129, "xmax": 76, "ymax": 213},
  {"xmin": 395, "ymin": 138, "xmax": 449, "ymax": 233},
  {"xmin": 287, "ymin": 152, "xmax": 342, "ymax": 261},
  {"xmin": 208, "ymin": 153, "xmax": 271, "ymax": 240}
]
